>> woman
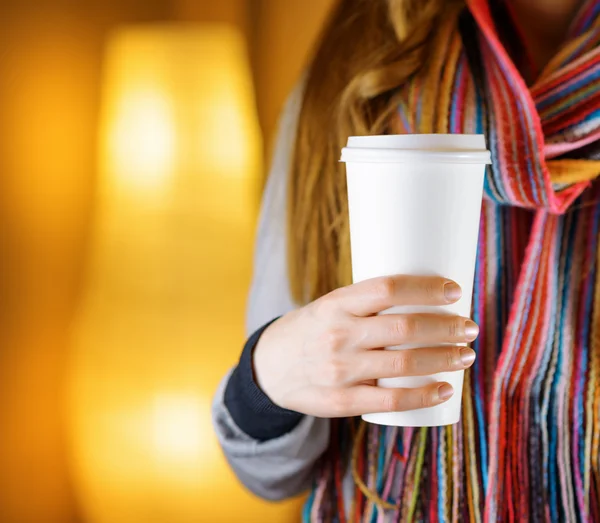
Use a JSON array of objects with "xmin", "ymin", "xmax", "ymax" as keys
[{"xmin": 213, "ymin": 0, "xmax": 600, "ymax": 520}]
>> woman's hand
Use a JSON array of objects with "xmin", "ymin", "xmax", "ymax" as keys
[{"xmin": 253, "ymin": 275, "xmax": 478, "ymax": 418}]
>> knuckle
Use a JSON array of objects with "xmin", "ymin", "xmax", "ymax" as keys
[
  {"xmin": 423, "ymin": 280, "xmax": 438, "ymax": 300},
  {"xmin": 419, "ymin": 390, "xmax": 434, "ymax": 409},
  {"xmin": 330, "ymin": 390, "xmax": 350, "ymax": 416},
  {"xmin": 373, "ymin": 276, "xmax": 396, "ymax": 301},
  {"xmin": 391, "ymin": 352, "xmax": 411, "ymax": 375},
  {"xmin": 313, "ymin": 293, "xmax": 336, "ymax": 317},
  {"xmin": 319, "ymin": 327, "xmax": 347, "ymax": 353},
  {"xmin": 382, "ymin": 392, "xmax": 401, "ymax": 412},
  {"xmin": 446, "ymin": 347, "xmax": 459, "ymax": 369},
  {"xmin": 393, "ymin": 316, "xmax": 417, "ymax": 340},
  {"xmin": 322, "ymin": 359, "xmax": 347, "ymax": 386},
  {"xmin": 448, "ymin": 318, "xmax": 461, "ymax": 338}
]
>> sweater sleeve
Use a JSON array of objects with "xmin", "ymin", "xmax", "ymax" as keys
[
  {"xmin": 211, "ymin": 82, "xmax": 330, "ymax": 501},
  {"xmin": 223, "ymin": 318, "xmax": 303, "ymax": 441}
]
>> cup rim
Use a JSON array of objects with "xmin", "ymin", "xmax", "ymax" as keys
[{"xmin": 340, "ymin": 147, "xmax": 492, "ymax": 164}]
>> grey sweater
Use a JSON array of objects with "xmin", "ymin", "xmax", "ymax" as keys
[{"xmin": 211, "ymin": 84, "xmax": 331, "ymax": 501}]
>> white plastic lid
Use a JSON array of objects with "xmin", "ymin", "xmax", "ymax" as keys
[{"xmin": 340, "ymin": 134, "xmax": 492, "ymax": 164}]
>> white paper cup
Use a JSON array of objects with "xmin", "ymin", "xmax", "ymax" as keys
[{"xmin": 340, "ymin": 134, "xmax": 491, "ymax": 427}]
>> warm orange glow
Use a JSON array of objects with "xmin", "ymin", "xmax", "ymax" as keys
[
  {"xmin": 97, "ymin": 25, "xmax": 262, "ymax": 205},
  {"xmin": 68, "ymin": 24, "xmax": 301, "ymax": 523},
  {"xmin": 152, "ymin": 394, "xmax": 207, "ymax": 463},
  {"xmin": 107, "ymin": 88, "xmax": 176, "ymax": 189}
]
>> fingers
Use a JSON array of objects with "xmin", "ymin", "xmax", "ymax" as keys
[
  {"xmin": 330, "ymin": 382, "xmax": 454, "ymax": 417},
  {"xmin": 351, "ymin": 346, "xmax": 476, "ymax": 381},
  {"xmin": 357, "ymin": 314, "xmax": 479, "ymax": 349},
  {"xmin": 323, "ymin": 275, "xmax": 462, "ymax": 317}
]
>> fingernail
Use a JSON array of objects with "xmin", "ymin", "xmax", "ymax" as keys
[
  {"xmin": 459, "ymin": 348, "xmax": 476, "ymax": 367},
  {"xmin": 438, "ymin": 383, "xmax": 454, "ymax": 401},
  {"xmin": 465, "ymin": 320, "xmax": 479, "ymax": 341},
  {"xmin": 443, "ymin": 282, "xmax": 462, "ymax": 302}
]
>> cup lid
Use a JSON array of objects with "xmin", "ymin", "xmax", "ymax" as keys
[{"xmin": 340, "ymin": 134, "xmax": 492, "ymax": 164}]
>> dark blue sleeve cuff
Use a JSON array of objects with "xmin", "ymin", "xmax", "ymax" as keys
[{"xmin": 224, "ymin": 318, "xmax": 303, "ymax": 442}]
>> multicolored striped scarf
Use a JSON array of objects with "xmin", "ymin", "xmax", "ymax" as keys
[{"xmin": 305, "ymin": 0, "xmax": 600, "ymax": 521}]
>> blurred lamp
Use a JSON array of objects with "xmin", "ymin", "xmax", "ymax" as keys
[{"xmin": 67, "ymin": 25, "xmax": 284, "ymax": 523}]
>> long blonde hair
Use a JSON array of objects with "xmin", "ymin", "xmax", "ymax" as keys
[{"xmin": 288, "ymin": 0, "xmax": 463, "ymax": 303}]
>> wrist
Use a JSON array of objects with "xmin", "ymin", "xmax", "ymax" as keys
[{"xmin": 224, "ymin": 318, "xmax": 303, "ymax": 441}]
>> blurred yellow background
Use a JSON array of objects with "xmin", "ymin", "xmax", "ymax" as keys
[{"xmin": 0, "ymin": 1, "xmax": 334, "ymax": 522}]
